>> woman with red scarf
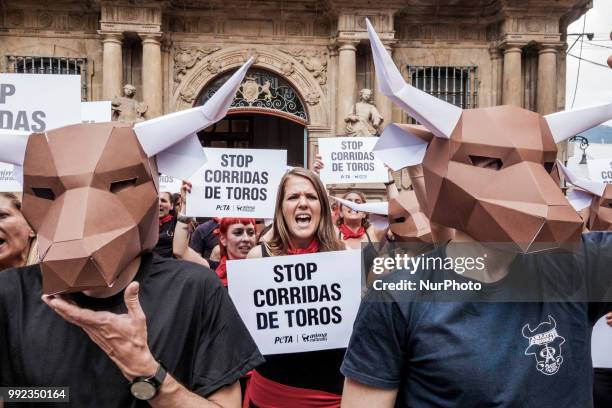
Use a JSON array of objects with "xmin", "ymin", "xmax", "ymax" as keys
[
  {"xmin": 245, "ymin": 167, "xmax": 346, "ymax": 408},
  {"xmin": 152, "ymin": 191, "xmax": 177, "ymax": 258},
  {"xmin": 336, "ymin": 190, "xmax": 387, "ymax": 250},
  {"xmin": 213, "ymin": 217, "xmax": 257, "ymax": 286}
]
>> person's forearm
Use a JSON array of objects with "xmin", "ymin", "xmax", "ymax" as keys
[
  {"xmin": 173, "ymin": 221, "xmax": 191, "ymax": 260},
  {"xmin": 150, "ymin": 375, "xmax": 238, "ymax": 408}
]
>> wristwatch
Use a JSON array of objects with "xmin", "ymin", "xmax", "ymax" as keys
[{"xmin": 129, "ymin": 361, "xmax": 167, "ymax": 401}]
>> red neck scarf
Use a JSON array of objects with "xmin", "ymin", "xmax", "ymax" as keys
[
  {"xmin": 339, "ymin": 223, "xmax": 365, "ymax": 240},
  {"xmin": 215, "ymin": 256, "xmax": 228, "ymax": 287},
  {"xmin": 159, "ymin": 214, "xmax": 173, "ymax": 227},
  {"xmin": 287, "ymin": 240, "xmax": 319, "ymax": 255}
]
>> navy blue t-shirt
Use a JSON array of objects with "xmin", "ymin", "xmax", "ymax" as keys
[{"xmin": 341, "ymin": 232, "xmax": 612, "ymax": 407}]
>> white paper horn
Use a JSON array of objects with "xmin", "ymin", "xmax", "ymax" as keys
[
  {"xmin": 0, "ymin": 133, "xmax": 28, "ymax": 166},
  {"xmin": 365, "ymin": 19, "xmax": 461, "ymax": 139},
  {"xmin": 545, "ymin": 102, "xmax": 612, "ymax": 144},
  {"xmin": 556, "ymin": 159, "xmax": 605, "ymax": 197},
  {"xmin": 134, "ymin": 57, "xmax": 255, "ymax": 157}
]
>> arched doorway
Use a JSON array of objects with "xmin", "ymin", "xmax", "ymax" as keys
[{"xmin": 196, "ymin": 69, "xmax": 308, "ymax": 167}]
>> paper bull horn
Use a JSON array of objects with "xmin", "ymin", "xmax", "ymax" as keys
[
  {"xmin": 134, "ymin": 57, "xmax": 254, "ymax": 158},
  {"xmin": 366, "ymin": 19, "xmax": 612, "ymax": 144},
  {"xmin": 556, "ymin": 160, "xmax": 606, "ymax": 197},
  {"xmin": 365, "ymin": 19, "xmax": 461, "ymax": 139},
  {"xmin": 545, "ymin": 103, "xmax": 612, "ymax": 144},
  {"xmin": 0, "ymin": 133, "xmax": 28, "ymax": 166}
]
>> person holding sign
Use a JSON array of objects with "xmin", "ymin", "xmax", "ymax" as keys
[
  {"xmin": 245, "ymin": 167, "xmax": 347, "ymax": 408},
  {"xmin": 173, "ymin": 181, "xmax": 257, "ymax": 287},
  {"xmin": 0, "ymin": 192, "xmax": 37, "ymax": 271},
  {"xmin": 153, "ymin": 192, "xmax": 177, "ymax": 258}
]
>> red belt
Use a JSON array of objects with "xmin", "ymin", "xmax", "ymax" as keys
[{"xmin": 243, "ymin": 370, "xmax": 342, "ymax": 408}]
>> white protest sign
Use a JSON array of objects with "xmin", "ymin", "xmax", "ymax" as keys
[
  {"xmin": 81, "ymin": 101, "xmax": 112, "ymax": 123},
  {"xmin": 592, "ymin": 316, "xmax": 612, "ymax": 368},
  {"xmin": 0, "ymin": 162, "xmax": 21, "ymax": 192},
  {"xmin": 0, "ymin": 74, "xmax": 82, "ymax": 192},
  {"xmin": 186, "ymin": 148, "xmax": 286, "ymax": 218},
  {"xmin": 227, "ymin": 250, "xmax": 362, "ymax": 355},
  {"xmin": 159, "ymin": 174, "xmax": 182, "ymax": 194},
  {"xmin": 587, "ymin": 158, "xmax": 612, "ymax": 184},
  {"xmin": 318, "ymin": 137, "xmax": 388, "ymax": 184}
]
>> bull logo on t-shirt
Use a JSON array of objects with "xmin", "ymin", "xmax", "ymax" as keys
[{"xmin": 522, "ymin": 315, "xmax": 566, "ymax": 376}]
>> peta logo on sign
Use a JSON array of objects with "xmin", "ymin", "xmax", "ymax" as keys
[{"xmin": 522, "ymin": 315, "xmax": 566, "ymax": 376}]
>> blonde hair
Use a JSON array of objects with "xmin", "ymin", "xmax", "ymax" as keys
[
  {"xmin": 336, "ymin": 190, "xmax": 371, "ymax": 229},
  {"xmin": 268, "ymin": 168, "xmax": 344, "ymax": 255}
]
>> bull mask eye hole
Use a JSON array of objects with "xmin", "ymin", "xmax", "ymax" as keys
[
  {"xmin": 544, "ymin": 162, "xmax": 555, "ymax": 174},
  {"xmin": 607, "ymin": 202, "xmax": 612, "ymax": 209},
  {"xmin": 110, "ymin": 178, "xmax": 138, "ymax": 194},
  {"xmin": 468, "ymin": 155, "xmax": 503, "ymax": 170},
  {"xmin": 392, "ymin": 217, "xmax": 406, "ymax": 224},
  {"xmin": 32, "ymin": 187, "xmax": 56, "ymax": 201}
]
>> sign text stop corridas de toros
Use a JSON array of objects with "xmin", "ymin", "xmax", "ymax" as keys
[{"xmin": 227, "ymin": 250, "xmax": 362, "ymax": 355}]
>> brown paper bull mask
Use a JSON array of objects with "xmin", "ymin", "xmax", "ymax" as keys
[
  {"xmin": 367, "ymin": 20, "xmax": 612, "ymax": 253},
  {"xmin": 1, "ymin": 59, "xmax": 253, "ymax": 294},
  {"xmin": 558, "ymin": 161, "xmax": 612, "ymax": 232},
  {"xmin": 388, "ymin": 189, "xmax": 433, "ymax": 244}
]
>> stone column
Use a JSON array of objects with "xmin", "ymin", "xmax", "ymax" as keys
[
  {"xmin": 536, "ymin": 45, "xmax": 558, "ymax": 115},
  {"xmin": 336, "ymin": 42, "xmax": 357, "ymax": 135},
  {"xmin": 374, "ymin": 42, "xmax": 394, "ymax": 132},
  {"xmin": 489, "ymin": 48, "xmax": 503, "ymax": 106},
  {"xmin": 502, "ymin": 45, "xmax": 523, "ymax": 107},
  {"xmin": 141, "ymin": 34, "xmax": 163, "ymax": 118},
  {"xmin": 101, "ymin": 33, "xmax": 123, "ymax": 100}
]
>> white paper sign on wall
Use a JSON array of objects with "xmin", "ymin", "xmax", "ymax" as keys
[
  {"xmin": 81, "ymin": 101, "xmax": 112, "ymax": 123},
  {"xmin": 587, "ymin": 158, "xmax": 612, "ymax": 184}
]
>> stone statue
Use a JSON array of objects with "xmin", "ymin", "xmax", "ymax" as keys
[
  {"xmin": 111, "ymin": 84, "xmax": 148, "ymax": 123},
  {"xmin": 344, "ymin": 88, "xmax": 384, "ymax": 136}
]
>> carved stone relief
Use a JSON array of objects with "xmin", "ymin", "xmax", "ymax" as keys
[
  {"xmin": 281, "ymin": 61, "xmax": 295, "ymax": 77},
  {"xmin": 280, "ymin": 48, "xmax": 327, "ymax": 85},
  {"xmin": 1, "ymin": 9, "xmax": 97, "ymax": 31},
  {"xmin": 305, "ymin": 90, "xmax": 320, "ymax": 106},
  {"xmin": 173, "ymin": 46, "xmax": 220, "ymax": 83},
  {"xmin": 398, "ymin": 22, "xmax": 487, "ymax": 41},
  {"xmin": 179, "ymin": 89, "xmax": 197, "ymax": 104},
  {"xmin": 207, "ymin": 60, "xmax": 222, "ymax": 74}
]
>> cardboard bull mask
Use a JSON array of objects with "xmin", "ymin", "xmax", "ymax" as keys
[
  {"xmin": 388, "ymin": 189, "xmax": 432, "ymax": 243},
  {"xmin": 367, "ymin": 19, "xmax": 612, "ymax": 253},
  {"xmin": 557, "ymin": 161, "xmax": 612, "ymax": 231},
  {"xmin": 1, "ymin": 59, "xmax": 253, "ymax": 294}
]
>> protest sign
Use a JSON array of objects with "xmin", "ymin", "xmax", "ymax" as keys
[
  {"xmin": 0, "ymin": 162, "xmax": 21, "ymax": 192},
  {"xmin": 318, "ymin": 137, "xmax": 388, "ymax": 184},
  {"xmin": 587, "ymin": 158, "xmax": 612, "ymax": 184},
  {"xmin": 159, "ymin": 173, "xmax": 182, "ymax": 193},
  {"xmin": 592, "ymin": 316, "xmax": 612, "ymax": 368},
  {"xmin": 227, "ymin": 250, "xmax": 361, "ymax": 355},
  {"xmin": 0, "ymin": 74, "xmax": 81, "ymax": 192},
  {"xmin": 186, "ymin": 148, "xmax": 286, "ymax": 218},
  {"xmin": 81, "ymin": 101, "xmax": 112, "ymax": 123}
]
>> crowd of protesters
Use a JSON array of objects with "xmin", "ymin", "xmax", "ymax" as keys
[{"xmin": 2, "ymin": 157, "xmax": 612, "ymax": 407}]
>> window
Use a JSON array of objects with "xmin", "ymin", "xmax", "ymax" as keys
[
  {"xmin": 5, "ymin": 56, "xmax": 88, "ymax": 100},
  {"xmin": 406, "ymin": 66, "xmax": 478, "ymax": 122}
]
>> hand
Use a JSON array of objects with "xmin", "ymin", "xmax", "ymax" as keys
[
  {"xmin": 42, "ymin": 282, "xmax": 158, "ymax": 381},
  {"xmin": 606, "ymin": 312, "xmax": 612, "ymax": 327},
  {"xmin": 313, "ymin": 154, "xmax": 324, "ymax": 174},
  {"xmin": 179, "ymin": 180, "xmax": 193, "ymax": 215}
]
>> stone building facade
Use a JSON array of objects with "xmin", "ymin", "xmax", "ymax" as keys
[{"xmin": 0, "ymin": 0, "xmax": 590, "ymax": 191}]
